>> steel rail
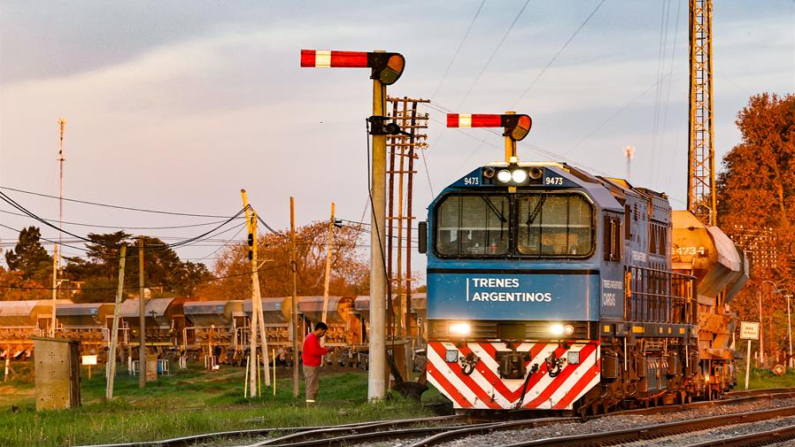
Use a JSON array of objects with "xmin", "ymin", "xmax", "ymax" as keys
[
  {"xmin": 497, "ymin": 406, "xmax": 795, "ymax": 447},
  {"xmin": 615, "ymin": 390, "xmax": 795, "ymax": 416},
  {"xmin": 724, "ymin": 387, "xmax": 795, "ymax": 398},
  {"xmin": 73, "ymin": 415, "xmax": 462, "ymax": 447},
  {"xmin": 406, "ymin": 417, "xmax": 580, "ymax": 447},
  {"xmin": 259, "ymin": 422, "xmax": 505, "ymax": 447},
  {"xmin": 684, "ymin": 421, "xmax": 795, "ymax": 447},
  {"xmin": 251, "ymin": 415, "xmax": 469, "ymax": 446}
]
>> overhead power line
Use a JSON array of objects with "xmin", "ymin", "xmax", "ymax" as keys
[
  {"xmin": 0, "ymin": 207, "xmax": 233, "ymax": 230},
  {"xmin": 0, "ymin": 222, "xmax": 90, "ymax": 253},
  {"xmin": 429, "ymin": 0, "xmax": 487, "ymax": 100},
  {"xmin": 0, "ymin": 188, "xmax": 247, "ymax": 250},
  {"xmin": 0, "ymin": 185, "xmax": 240, "ymax": 219},
  {"xmin": 512, "ymin": 0, "xmax": 607, "ymax": 108},
  {"xmin": 456, "ymin": 0, "xmax": 531, "ymax": 109}
]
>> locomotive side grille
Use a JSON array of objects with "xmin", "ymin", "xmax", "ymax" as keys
[{"xmin": 428, "ymin": 320, "xmax": 596, "ymax": 340}]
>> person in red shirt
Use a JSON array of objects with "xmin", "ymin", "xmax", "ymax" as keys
[{"xmin": 302, "ymin": 322, "xmax": 328, "ymax": 404}]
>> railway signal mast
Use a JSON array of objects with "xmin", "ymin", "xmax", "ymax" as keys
[
  {"xmin": 447, "ymin": 112, "xmax": 533, "ymax": 162},
  {"xmin": 688, "ymin": 0, "xmax": 716, "ymax": 226},
  {"xmin": 300, "ymin": 49, "xmax": 405, "ymax": 400}
]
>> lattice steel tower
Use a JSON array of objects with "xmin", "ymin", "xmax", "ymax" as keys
[{"xmin": 688, "ymin": 0, "xmax": 716, "ymax": 225}]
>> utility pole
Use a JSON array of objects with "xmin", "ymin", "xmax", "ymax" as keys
[
  {"xmin": 50, "ymin": 245, "xmax": 58, "ymax": 337},
  {"xmin": 386, "ymin": 97, "xmax": 428, "ymax": 340},
  {"xmin": 291, "ymin": 197, "xmax": 299, "ymax": 398},
  {"xmin": 138, "ymin": 238, "xmax": 146, "ymax": 388},
  {"xmin": 370, "ymin": 69, "xmax": 388, "ymax": 400},
  {"xmin": 107, "ymin": 245, "xmax": 127, "ymax": 400},
  {"xmin": 241, "ymin": 190, "xmax": 271, "ymax": 398},
  {"xmin": 321, "ymin": 202, "xmax": 335, "ymax": 323}
]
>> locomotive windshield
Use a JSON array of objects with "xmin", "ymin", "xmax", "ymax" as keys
[
  {"xmin": 436, "ymin": 194, "xmax": 510, "ymax": 256},
  {"xmin": 517, "ymin": 193, "xmax": 593, "ymax": 256},
  {"xmin": 434, "ymin": 192, "xmax": 594, "ymax": 258}
]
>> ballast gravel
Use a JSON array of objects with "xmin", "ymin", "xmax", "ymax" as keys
[{"xmin": 431, "ymin": 396, "xmax": 795, "ymax": 447}]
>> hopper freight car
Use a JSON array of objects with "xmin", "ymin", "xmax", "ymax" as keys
[{"xmin": 183, "ymin": 300, "xmax": 244, "ymax": 358}]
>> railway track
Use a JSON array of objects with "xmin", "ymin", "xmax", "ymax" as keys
[
  {"xmin": 76, "ymin": 387, "xmax": 795, "ymax": 447},
  {"xmin": 76, "ymin": 415, "xmax": 463, "ymax": 447},
  {"xmin": 685, "ymin": 422, "xmax": 795, "ymax": 447},
  {"xmin": 251, "ymin": 389, "xmax": 795, "ymax": 447},
  {"xmin": 497, "ymin": 406, "xmax": 795, "ymax": 447}
]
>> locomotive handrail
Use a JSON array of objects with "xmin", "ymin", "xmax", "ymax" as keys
[{"xmin": 624, "ymin": 265, "xmax": 697, "ymax": 325}]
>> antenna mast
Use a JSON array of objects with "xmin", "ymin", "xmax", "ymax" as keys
[
  {"xmin": 688, "ymin": 0, "xmax": 716, "ymax": 225},
  {"xmin": 58, "ymin": 118, "xmax": 66, "ymax": 269}
]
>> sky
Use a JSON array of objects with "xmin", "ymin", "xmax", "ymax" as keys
[{"xmin": 0, "ymin": 0, "xmax": 793, "ymax": 284}]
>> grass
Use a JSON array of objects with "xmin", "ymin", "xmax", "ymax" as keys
[
  {"xmin": 0, "ymin": 361, "xmax": 437, "ymax": 447},
  {"xmin": 737, "ymin": 361, "xmax": 795, "ymax": 390},
  {"xmin": 8, "ymin": 359, "xmax": 784, "ymax": 446}
]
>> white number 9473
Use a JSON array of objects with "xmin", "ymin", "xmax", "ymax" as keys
[{"xmin": 545, "ymin": 177, "xmax": 563, "ymax": 185}]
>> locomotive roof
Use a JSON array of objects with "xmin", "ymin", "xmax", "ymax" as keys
[{"xmin": 440, "ymin": 161, "xmax": 671, "ymax": 213}]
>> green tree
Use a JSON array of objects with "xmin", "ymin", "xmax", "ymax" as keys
[
  {"xmin": 66, "ymin": 233, "xmax": 213, "ymax": 301},
  {"xmin": 5, "ymin": 226, "xmax": 51, "ymax": 281}
]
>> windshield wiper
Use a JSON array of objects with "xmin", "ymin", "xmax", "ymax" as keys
[
  {"xmin": 526, "ymin": 194, "xmax": 547, "ymax": 225},
  {"xmin": 481, "ymin": 196, "xmax": 507, "ymax": 223}
]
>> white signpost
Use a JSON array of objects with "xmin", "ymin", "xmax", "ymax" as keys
[{"xmin": 740, "ymin": 322, "xmax": 760, "ymax": 390}]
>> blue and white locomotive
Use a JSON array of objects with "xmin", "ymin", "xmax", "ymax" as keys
[{"xmin": 419, "ymin": 154, "xmax": 744, "ymax": 413}]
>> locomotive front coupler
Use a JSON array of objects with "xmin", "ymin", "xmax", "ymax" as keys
[
  {"xmin": 458, "ymin": 351, "xmax": 480, "ymax": 376},
  {"xmin": 546, "ymin": 351, "xmax": 567, "ymax": 378},
  {"xmin": 497, "ymin": 341, "xmax": 530, "ymax": 380}
]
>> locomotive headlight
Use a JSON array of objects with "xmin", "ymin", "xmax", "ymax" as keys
[
  {"xmin": 449, "ymin": 322, "xmax": 471, "ymax": 336},
  {"xmin": 445, "ymin": 349, "xmax": 458, "ymax": 363},
  {"xmin": 550, "ymin": 323, "xmax": 565, "ymax": 337},
  {"xmin": 511, "ymin": 169, "xmax": 528, "ymax": 183},
  {"xmin": 567, "ymin": 351, "xmax": 580, "ymax": 365},
  {"xmin": 496, "ymin": 169, "xmax": 512, "ymax": 184},
  {"xmin": 563, "ymin": 324, "xmax": 575, "ymax": 336}
]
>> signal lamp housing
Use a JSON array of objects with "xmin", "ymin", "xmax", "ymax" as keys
[{"xmin": 529, "ymin": 167, "xmax": 544, "ymax": 180}]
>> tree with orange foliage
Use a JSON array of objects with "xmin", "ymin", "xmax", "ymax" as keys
[
  {"xmin": 0, "ymin": 267, "xmax": 49, "ymax": 301},
  {"xmin": 197, "ymin": 221, "xmax": 368, "ymax": 300},
  {"xmin": 718, "ymin": 93, "xmax": 795, "ymax": 359}
]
